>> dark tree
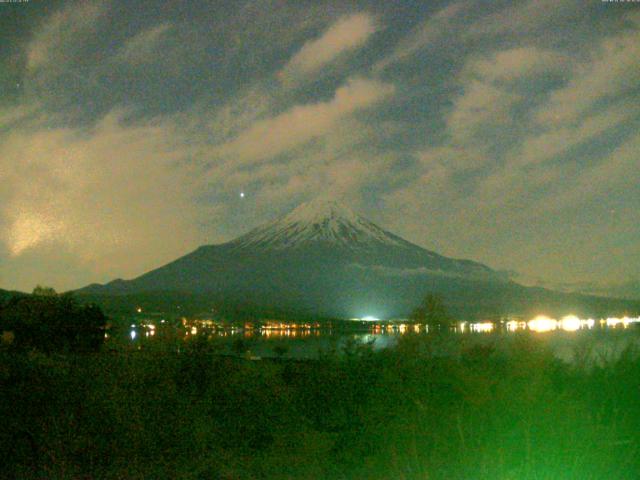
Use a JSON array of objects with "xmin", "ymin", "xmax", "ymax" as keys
[
  {"xmin": 409, "ymin": 293, "xmax": 453, "ymax": 331},
  {"xmin": 32, "ymin": 285, "xmax": 58, "ymax": 297},
  {"xmin": 0, "ymin": 288, "xmax": 107, "ymax": 353}
]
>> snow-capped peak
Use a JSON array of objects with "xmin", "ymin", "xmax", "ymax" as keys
[
  {"xmin": 281, "ymin": 198, "xmax": 361, "ymax": 225},
  {"xmin": 230, "ymin": 198, "xmax": 409, "ymax": 250}
]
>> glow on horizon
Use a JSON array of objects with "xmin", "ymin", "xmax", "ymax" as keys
[
  {"xmin": 470, "ymin": 322, "xmax": 494, "ymax": 333},
  {"xmin": 559, "ymin": 315, "xmax": 581, "ymax": 332},
  {"xmin": 528, "ymin": 315, "xmax": 558, "ymax": 333},
  {"xmin": 607, "ymin": 316, "xmax": 634, "ymax": 328},
  {"xmin": 506, "ymin": 320, "xmax": 527, "ymax": 332},
  {"xmin": 524, "ymin": 315, "xmax": 637, "ymax": 333}
]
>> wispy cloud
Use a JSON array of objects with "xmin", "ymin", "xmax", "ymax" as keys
[
  {"xmin": 373, "ymin": 2, "xmax": 467, "ymax": 72},
  {"xmin": 534, "ymin": 131, "xmax": 640, "ymax": 213},
  {"xmin": 464, "ymin": 47, "xmax": 567, "ymax": 83},
  {"xmin": 515, "ymin": 104, "xmax": 637, "ymax": 168},
  {"xmin": 534, "ymin": 27, "xmax": 640, "ymax": 125},
  {"xmin": 0, "ymin": 104, "xmax": 39, "ymax": 129},
  {"xmin": 205, "ymin": 86, "xmax": 274, "ymax": 144},
  {"xmin": 215, "ymin": 77, "xmax": 394, "ymax": 164},
  {"xmin": 467, "ymin": 0, "xmax": 581, "ymax": 37},
  {"xmin": 116, "ymin": 23, "xmax": 172, "ymax": 64},
  {"xmin": 26, "ymin": 2, "xmax": 105, "ymax": 72},
  {"xmin": 349, "ymin": 263, "xmax": 501, "ymax": 281},
  {"xmin": 278, "ymin": 13, "xmax": 377, "ymax": 85},
  {"xmin": 446, "ymin": 79, "xmax": 519, "ymax": 147}
]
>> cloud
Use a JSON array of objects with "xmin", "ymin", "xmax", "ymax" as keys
[
  {"xmin": 116, "ymin": 23, "xmax": 172, "ymax": 64},
  {"xmin": 205, "ymin": 86, "xmax": 273, "ymax": 144},
  {"xmin": 474, "ymin": 26, "xmax": 640, "ymax": 213},
  {"xmin": 26, "ymin": 2, "xmax": 105, "ymax": 71},
  {"xmin": 348, "ymin": 263, "xmax": 501, "ymax": 281},
  {"xmin": 417, "ymin": 146, "xmax": 487, "ymax": 172},
  {"xmin": 401, "ymin": 46, "xmax": 564, "ymax": 175},
  {"xmin": 254, "ymin": 139, "xmax": 397, "ymax": 206},
  {"xmin": 198, "ymin": 91, "xmax": 399, "ymax": 233},
  {"xmin": 446, "ymin": 79, "xmax": 520, "ymax": 145},
  {"xmin": 533, "ymin": 131, "xmax": 640, "ymax": 214},
  {"xmin": 467, "ymin": 0, "xmax": 581, "ymax": 37},
  {"xmin": 446, "ymin": 46, "xmax": 569, "ymax": 147},
  {"xmin": 373, "ymin": 2, "xmax": 467, "ymax": 72},
  {"xmin": 279, "ymin": 13, "xmax": 376, "ymax": 85},
  {"xmin": 576, "ymin": 278, "xmax": 640, "ymax": 301},
  {"xmin": 0, "ymin": 104, "xmax": 39, "ymax": 129},
  {"xmin": 202, "ymin": 111, "xmax": 398, "ymax": 229},
  {"xmin": 534, "ymin": 27, "xmax": 640, "ymax": 125},
  {"xmin": 7, "ymin": 212, "xmax": 65, "ymax": 256},
  {"xmin": 215, "ymin": 77, "xmax": 394, "ymax": 164},
  {"xmin": 465, "ymin": 47, "xmax": 567, "ymax": 83},
  {"xmin": 380, "ymin": 22, "xmax": 640, "ymax": 285},
  {"xmin": 514, "ymin": 103, "xmax": 638, "ymax": 167},
  {"xmin": 0, "ymin": 108, "xmax": 209, "ymax": 288}
]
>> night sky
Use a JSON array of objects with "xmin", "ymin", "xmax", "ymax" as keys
[{"xmin": 0, "ymin": 0, "xmax": 638, "ymax": 296}]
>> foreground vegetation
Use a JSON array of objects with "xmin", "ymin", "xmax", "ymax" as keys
[{"xmin": 2, "ymin": 328, "xmax": 640, "ymax": 479}]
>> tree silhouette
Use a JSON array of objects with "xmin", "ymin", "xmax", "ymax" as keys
[
  {"xmin": 32, "ymin": 285, "xmax": 58, "ymax": 297},
  {"xmin": 409, "ymin": 293, "xmax": 453, "ymax": 331},
  {"xmin": 0, "ymin": 288, "xmax": 107, "ymax": 353}
]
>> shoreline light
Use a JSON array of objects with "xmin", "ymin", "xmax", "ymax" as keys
[
  {"xmin": 560, "ymin": 315, "xmax": 581, "ymax": 332},
  {"xmin": 528, "ymin": 315, "xmax": 557, "ymax": 333},
  {"xmin": 470, "ymin": 322, "xmax": 494, "ymax": 333}
]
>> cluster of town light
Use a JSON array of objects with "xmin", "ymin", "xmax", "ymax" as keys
[
  {"xmin": 464, "ymin": 315, "xmax": 639, "ymax": 334},
  {"xmin": 354, "ymin": 314, "xmax": 639, "ymax": 334},
  {"xmin": 362, "ymin": 315, "xmax": 638, "ymax": 335}
]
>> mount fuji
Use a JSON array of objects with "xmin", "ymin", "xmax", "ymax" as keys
[{"xmin": 76, "ymin": 199, "xmax": 634, "ymax": 319}]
